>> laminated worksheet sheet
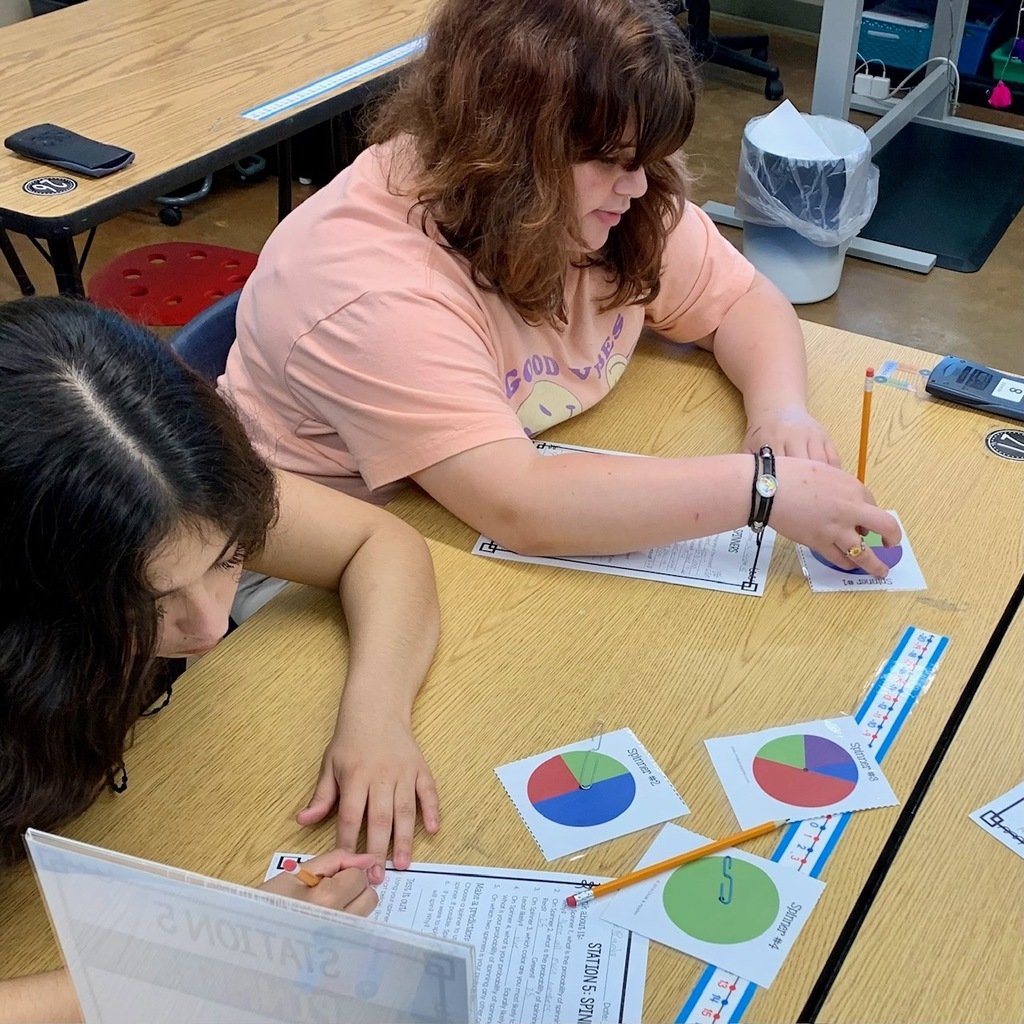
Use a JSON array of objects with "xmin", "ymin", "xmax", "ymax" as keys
[
  {"xmin": 268, "ymin": 856, "xmax": 648, "ymax": 1024},
  {"xmin": 705, "ymin": 716, "xmax": 899, "ymax": 829},
  {"xmin": 495, "ymin": 728, "xmax": 689, "ymax": 859},
  {"xmin": 971, "ymin": 780, "xmax": 1024, "ymax": 860},
  {"xmin": 26, "ymin": 831, "xmax": 475, "ymax": 1024},
  {"xmin": 600, "ymin": 824, "xmax": 825, "ymax": 989},
  {"xmin": 472, "ymin": 441, "xmax": 775, "ymax": 596}
]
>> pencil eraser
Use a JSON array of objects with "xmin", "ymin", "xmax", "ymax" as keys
[{"xmin": 566, "ymin": 894, "xmax": 577, "ymax": 908}]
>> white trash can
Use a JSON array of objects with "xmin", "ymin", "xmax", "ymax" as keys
[{"xmin": 735, "ymin": 106, "xmax": 878, "ymax": 304}]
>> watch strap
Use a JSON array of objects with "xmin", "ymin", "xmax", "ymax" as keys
[{"xmin": 748, "ymin": 445, "xmax": 777, "ymax": 533}]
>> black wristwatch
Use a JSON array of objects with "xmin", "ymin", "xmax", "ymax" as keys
[{"xmin": 748, "ymin": 445, "xmax": 777, "ymax": 533}]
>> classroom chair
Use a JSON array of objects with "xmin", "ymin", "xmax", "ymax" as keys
[
  {"xmin": 665, "ymin": 0, "xmax": 784, "ymax": 100},
  {"xmin": 169, "ymin": 288, "xmax": 241, "ymax": 382},
  {"xmin": 88, "ymin": 242, "xmax": 256, "ymax": 328},
  {"xmin": 154, "ymin": 156, "xmax": 268, "ymax": 227}
]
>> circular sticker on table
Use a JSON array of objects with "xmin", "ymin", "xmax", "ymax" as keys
[
  {"xmin": 985, "ymin": 429, "xmax": 1024, "ymax": 462},
  {"xmin": 22, "ymin": 175, "xmax": 78, "ymax": 196}
]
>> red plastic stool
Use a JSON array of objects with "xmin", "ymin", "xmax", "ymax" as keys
[{"xmin": 87, "ymin": 242, "xmax": 258, "ymax": 327}]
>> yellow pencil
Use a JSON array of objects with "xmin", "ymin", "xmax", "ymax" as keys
[
  {"xmin": 566, "ymin": 819, "xmax": 788, "ymax": 907},
  {"xmin": 281, "ymin": 857, "xmax": 323, "ymax": 887},
  {"xmin": 294, "ymin": 866, "xmax": 323, "ymax": 887},
  {"xmin": 857, "ymin": 367, "xmax": 875, "ymax": 484}
]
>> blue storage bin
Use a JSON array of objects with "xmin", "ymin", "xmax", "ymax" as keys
[
  {"xmin": 858, "ymin": 2, "xmax": 933, "ymax": 70},
  {"xmin": 957, "ymin": 9, "xmax": 1002, "ymax": 76}
]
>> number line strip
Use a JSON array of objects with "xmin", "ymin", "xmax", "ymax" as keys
[{"xmin": 676, "ymin": 627, "xmax": 947, "ymax": 1023}]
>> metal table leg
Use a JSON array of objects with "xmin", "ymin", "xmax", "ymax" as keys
[
  {"xmin": 277, "ymin": 138, "xmax": 293, "ymax": 221},
  {"xmin": 48, "ymin": 234, "xmax": 84, "ymax": 297},
  {"xmin": 0, "ymin": 226, "xmax": 34, "ymax": 296}
]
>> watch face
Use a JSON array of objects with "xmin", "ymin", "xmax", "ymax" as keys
[{"xmin": 755, "ymin": 473, "xmax": 778, "ymax": 498}]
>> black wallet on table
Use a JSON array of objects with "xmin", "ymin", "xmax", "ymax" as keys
[{"xmin": 4, "ymin": 123, "xmax": 134, "ymax": 177}]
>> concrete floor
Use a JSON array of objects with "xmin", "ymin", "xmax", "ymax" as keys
[
  {"xmin": 2, "ymin": 16, "xmax": 1021, "ymax": 372},
  {"xmin": 682, "ymin": 20, "xmax": 1024, "ymax": 375}
]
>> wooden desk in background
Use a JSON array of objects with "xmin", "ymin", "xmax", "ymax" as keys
[
  {"xmin": 819, "ymin": 602, "xmax": 1024, "ymax": 1024},
  {"xmin": 0, "ymin": 0, "xmax": 431, "ymax": 295},
  {"xmin": 1, "ymin": 323, "xmax": 1022, "ymax": 1021}
]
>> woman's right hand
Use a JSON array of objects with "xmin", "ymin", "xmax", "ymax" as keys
[
  {"xmin": 258, "ymin": 848, "xmax": 382, "ymax": 917},
  {"xmin": 771, "ymin": 456, "xmax": 901, "ymax": 578}
]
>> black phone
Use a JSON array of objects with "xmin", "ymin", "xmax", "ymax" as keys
[
  {"xmin": 4, "ymin": 123, "xmax": 134, "ymax": 178},
  {"xmin": 925, "ymin": 356, "xmax": 1024, "ymax": 422}
]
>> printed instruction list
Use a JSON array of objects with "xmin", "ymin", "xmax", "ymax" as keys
[
  {"xmin": 268, "ymin": 853, "xmax": 649, "ymax": 1024},
  {"xmin": 370, "ymin": 863, "xmax": 647, "ymax": 1024}
]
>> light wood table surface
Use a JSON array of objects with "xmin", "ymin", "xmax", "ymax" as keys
[
  {"xmin": 818, "ymin": 600, "xmax": 1024, "ymax": 1024},
  {"xmin": 2, "ymin": 323, "xmax": 1023, "ymax": 1023},
  {"xmin": 0, "ymin": 0, "xmax": 432, "ymax": 292}
]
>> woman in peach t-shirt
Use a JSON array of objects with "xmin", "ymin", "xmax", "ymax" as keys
[{"xmin": 222, "ymin": 0, "xmax": 898, "ymax": 577}]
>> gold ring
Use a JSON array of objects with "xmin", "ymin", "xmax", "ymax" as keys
[{"xmin": 846, "ymin": 544, "xmax": 864, "ymax": 558}]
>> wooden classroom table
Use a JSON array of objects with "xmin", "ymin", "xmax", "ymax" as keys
[
  {"xmin": 0, "ymin": 0, "xmax": 432, "ymax": 294},
  {"xmin": 818, "ymin": 601, "xmax": 1024, "ymax": 1023},
  {"xmin": 2, "ymin": 322, "xmax": 1023, "ymax": 1022}
]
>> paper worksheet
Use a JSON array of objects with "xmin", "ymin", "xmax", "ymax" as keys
[
  {"xmin": 705, "ymin": 716, "xmax": 898, "ymax": 829},
  {"xmin": 600, "ymin": 824, "xmax": 825, "ymax": 989},
  {"xmin": 25, "ymin": 831, "xmax": 476, "ymax": 1024},
  {"xmin": 267, "ymin": 856, "xmax": 649, "ymax": 1024},
  {"xmin": 970, "ymin": 780, "xmax": 1024, "ymax": 860},
  {"xmin": 745, "ymin": 100, "xmax": 836, "ymax": 160},
  {"xmin": 472, "ymin": 441, "xmax": 775, "ymax": 596},
  {"xmin": 495, "ymin": 728, "xmax": 689, "ymax": 860},
  {"xmin": 795, "ymin": 511, "xmax": 926, "ymax": 592}
]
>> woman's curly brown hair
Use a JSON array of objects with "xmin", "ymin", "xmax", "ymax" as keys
[{"xmin": 370, "ymin": 0, "xmax": 700, "ymax": 326}]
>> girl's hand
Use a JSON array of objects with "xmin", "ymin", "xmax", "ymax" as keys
[
  {"xmin": 259, "ymin": 848, "xmax": 382, "ymax": 916},
  {"xmin": 297, "ymin": 714, "xmax": 439, "ymax": 871},
  {"xmin": 743, "ymin": 406, "xmax": 841, "ymax": 467},
  {"xmin": 770, "ymin": 456, "xmax": 901, "ymax": 578}
]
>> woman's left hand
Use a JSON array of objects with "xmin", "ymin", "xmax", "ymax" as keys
[
  {"xmin": 743, "ymin": 406, "xmax": 841, "ymax": 467},
  {"xmin": 296, "ymin": 715, "xmax": 440, "ymax": 871}
]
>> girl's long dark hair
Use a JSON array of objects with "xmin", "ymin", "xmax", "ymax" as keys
[
  {"xmin": 371, "ymin": 0, "xmax": 699, "ymax": 325},
  {"xmin": 0, "ymin": 297, "xmax": 277, "ymax": 864}
]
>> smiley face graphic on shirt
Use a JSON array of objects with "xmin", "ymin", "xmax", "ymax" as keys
[
  {"xmin": 605, "ymin": 353, "xmax": 628, "ymax": 388},
  {"xmin": 517, "ymin": 380, "xmax": 583, "ymax": 437}
]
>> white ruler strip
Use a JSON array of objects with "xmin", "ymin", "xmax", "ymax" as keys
[{"xmin": 241, "ymin": 36, "xmax": 426, "ymax": 122}]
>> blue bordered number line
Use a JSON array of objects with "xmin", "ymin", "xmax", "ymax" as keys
[
  {"xmin": 241, "ymin": 36, "xmax": 426, "ymax": 122},
  {"xmin": 677, "ymin": 626, "xmax": 949, "ymax": 1024}
]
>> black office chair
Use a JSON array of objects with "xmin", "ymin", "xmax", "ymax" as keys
[
  {"xmin": 169, "ymin": 289, "xmax": 241, "ymax": 381},
  {"xmin": 1, "ymin": 227, "xmax": 35, "ymax": 296},
  {"xmin": 667, "ymin": 0, "xmax": 784, "ymax": 101}
]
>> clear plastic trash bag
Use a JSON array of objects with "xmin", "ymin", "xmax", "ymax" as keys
[{"xmin": 735, "ymin": 112, "xmax": 879, "ymax": 247}]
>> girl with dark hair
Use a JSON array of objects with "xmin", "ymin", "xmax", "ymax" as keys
[
  {"xmin": 221, "ymin": 0, "xmax": 899, "ymax": 576},
  {"xmin": 0, "ymin": 297, "xmax": 443, "ymax": 1017}
]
